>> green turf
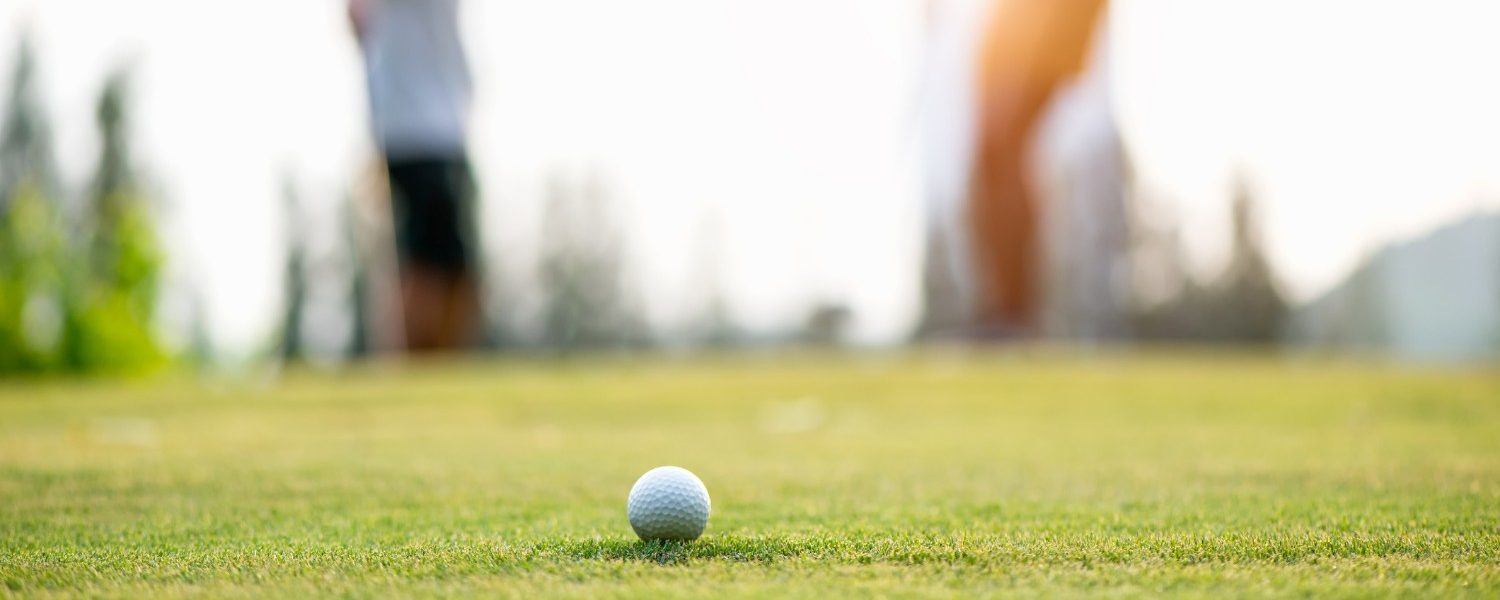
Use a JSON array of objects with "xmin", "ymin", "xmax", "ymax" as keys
[{"xmin": 2, "ymin": 352, "xmax": 1497, "ymax": 597}]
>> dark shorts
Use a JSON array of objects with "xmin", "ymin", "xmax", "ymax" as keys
[{"xmin": 386, "ymin": 157, "xmax": 477, "ymax": 272}]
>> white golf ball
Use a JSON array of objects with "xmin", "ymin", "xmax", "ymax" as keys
[{"xmin": 626, "ymin": 466, "xmax": 711, "ymax": 541}]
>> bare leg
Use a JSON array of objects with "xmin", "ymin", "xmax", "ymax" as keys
[
  {"xmin": 437, "ymin": 271, "xmax": 480, "ymax": 349},
  {"xmin": 399, "ymin": 265, "xmax": 480, "ymax": 352}
]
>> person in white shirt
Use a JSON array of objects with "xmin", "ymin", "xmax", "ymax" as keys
[{"xmin": 350, "ymin": 0, "xmax": 480, "ymax": 351}]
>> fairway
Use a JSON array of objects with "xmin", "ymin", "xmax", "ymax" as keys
[{"xmin": 2, "ymin": 354, "xmax": 1497, "ymax": 597}]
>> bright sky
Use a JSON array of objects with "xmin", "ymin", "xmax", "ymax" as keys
[
  {"xmin": 1, "ymin": 0, "xmax": 1497, "ymax": 353},
  {"xmin": 1113, "ymin": 0, "xmax": 1500, "ymax": 293}
]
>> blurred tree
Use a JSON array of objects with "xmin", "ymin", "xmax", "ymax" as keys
[
  {"xmin": 685, "ymin": 208, "xmax": 738, "ymax": 347},
  {"xmin": 0, "ymin": 38, "xmax": 68, "ymax": 372},
  {"xmin": 66, "ymin": 69, "xmax": 165, "ymax": 371},
  {"xmin": 185, "ymin": 287, "xmax": 216, "ymax": 370},
  {"xmin": 537, "ymin": 174, "xmax": 644, "ymax": 351},
  {"xmin": 344, "ymin": 197, "xmax": 371, "ymax": 358},
  {"xmin": 278, "ymin": 181, "xmax": 307, "ymax": 362},
  {"xmin": 89, "ymin": 72, "xmax": 132, "ymax": 208},
  {"xmin": 800, "ymin": 303, "xmax": 852, "ymax": 346},
  {"xmin": 0, "ymin": 38, "xmax": 59, "ymax": 203},
  {"xmin": 1214, "ymin": 180, "xmax": 1288, "ymax": 341},
  {"xmin": 0, "ymin": 43, "xmax": 164, "ymax": 375},
  {"xmin": 1130, "ymin": 178, "xmax": 1288, "ymax": 343},
  {"xmin": 0, "ymin": 185, "xmax": 69, "ymax": 371}
]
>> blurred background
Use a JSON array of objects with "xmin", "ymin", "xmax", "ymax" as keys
[{"xmin": 1, "ymin": 0, "xmax": 1498, "ymax": 375}]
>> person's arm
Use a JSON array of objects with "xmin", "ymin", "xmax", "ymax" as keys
[{"xmin": 348, "ymin": 0, "xmax": 372, "ymax": 43}]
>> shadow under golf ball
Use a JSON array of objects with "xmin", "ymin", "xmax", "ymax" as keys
[{"xmin": 544, "ymin": 537, "xmax": 806, "ymax": 565}]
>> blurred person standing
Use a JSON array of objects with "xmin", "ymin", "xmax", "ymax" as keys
[{"xmin": 349, "ymin": 0, "xmax": 481, "ymax": 351}]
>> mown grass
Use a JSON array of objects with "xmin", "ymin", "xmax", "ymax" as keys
[{"xmin": 1, "ymin": 352, "xmax": 1497, "ymax": 597}]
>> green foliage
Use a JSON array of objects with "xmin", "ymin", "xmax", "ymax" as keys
[
  {"xmin": 0, "ymin": 354, "xmax": 1495, "ymax": 596},
  {"xmin": 0, "ymin": 183, "xmax": 69, "ymax": 371},
  {"xmin": 0, "ymin": 184, "xmax": 163, "ymax": 374},
  {"xmin": 0, "ymin": 42, "xmax": 164, "ymax": 375}
]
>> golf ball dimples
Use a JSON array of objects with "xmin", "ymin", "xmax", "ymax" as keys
[{"xmin": 627, "ymin": 466, "xmax": 711, "ymax": 540}]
